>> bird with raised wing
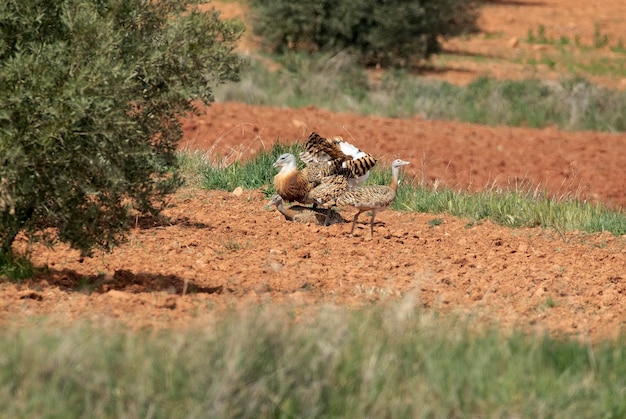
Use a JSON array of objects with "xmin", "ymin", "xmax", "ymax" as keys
[
  {"xmin": 273, "ymin": 131, "xmax": 377, "ymax": 206},
  {"xmin": 299, "ymin": 132, "xmax": 377, "ymax": 187}
]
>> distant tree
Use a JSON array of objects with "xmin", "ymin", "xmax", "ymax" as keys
[
  {"xmin": 0, "ymin": 0, "xmax": 244, "ymax": 262},
  {"xmin": 248, "ymin": 0, "xmax": 479, "ymax": 67}
]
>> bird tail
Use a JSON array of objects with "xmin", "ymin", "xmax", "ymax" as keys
[{"xmin": 300, "ymin": 132, "xmax": 348, "ymax": 163}]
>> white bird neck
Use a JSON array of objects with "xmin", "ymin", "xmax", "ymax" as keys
[
  {"xmin": 390, "ymin": 165, "xmax": 401, "ymax": 192},
  {"xmin": 278, "ymin": 159, "xmax": 297, "ymax": 174}
]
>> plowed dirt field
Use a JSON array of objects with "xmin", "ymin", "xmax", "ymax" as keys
[{"xmin": 2, "ymin": 0, "xmax": 625, "ymax": 340}]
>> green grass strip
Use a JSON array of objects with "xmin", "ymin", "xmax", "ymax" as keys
[
  {"xmin": 179, "ymin": 148, "xmax": 626, "ymax": 236},
  {"xmin": 394, "ymin": 182, "xmax": 626, "ymax": 236}
]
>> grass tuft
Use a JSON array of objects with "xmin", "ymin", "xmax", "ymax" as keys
[
  {"xmin": 200, "ymin": 142, "xmax": 301, "ymax": 194},
  {"xmin": 0, "ymin": 252, "xmax": 35, "ymax": 282},
  {"xmin": 394, "ymin": 178, "xmax": 626, "ymax": 236}
]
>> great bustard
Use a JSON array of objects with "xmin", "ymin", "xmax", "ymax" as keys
[
  {"xmin": 299, "ymin": 132, "xmax": 377, "ymax": 187},
  {"xmin": 331, "ymin": 159, "xmax": 410, "ymax": 237},
  {"xmin": 266, "ymin": 194, "xmax": 346, "ymax": 225},
  {"xmin": 272, "ymin": 131, "xmax": 377, "ymax": 206}
]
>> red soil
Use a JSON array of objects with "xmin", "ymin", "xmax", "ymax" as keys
[{"xmin": 1, "ymin": 0, "xmax": 625, "ymax": 340}]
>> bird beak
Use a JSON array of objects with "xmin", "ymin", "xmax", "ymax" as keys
[{"xmin": 272, "ymin": 161, "xmax": 280, "ymax": 168}]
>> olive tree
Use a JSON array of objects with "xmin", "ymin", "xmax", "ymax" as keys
[{"xmin": 0, "ymin": 0, "xmax": 243, "ymax": 261}]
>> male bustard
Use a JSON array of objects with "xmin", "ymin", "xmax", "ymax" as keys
[{"xmin": 272, "ymin": 131, "xmax": 377, "ymax": 206}]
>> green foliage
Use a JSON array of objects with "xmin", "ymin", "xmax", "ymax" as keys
[
  {"xmin": 2, "ymin": 306, "xmax": 626, "ymax": 417},
  {"xmin": 0, "ymin": 252, "xmax": 34, "ymax": 281},
  {"xmin": 456, "ymin": 77, "xmax": 626, "ymax": 131},
  {"xmin": 247, "ymin": 0, "xmax": 479, "ymax": 67},
  {"xmin": 395, "ymin": 180, "xmax": 626, "ymax": 236},
  {"xmin": 611, "ymin": 39, "xmax": 626, "ymax": 54},
  {"xmin": 0, "ymin": 0, "xmax": 244, "ymax": 260},
  {"xmin": 593, "ymin": 23, "xmax": 609, "ymax": 49},
  {"xmin": 216, "ymin": 55, "xmax": 626, "ymax": 132},
  {"xmin": 218, "ymin": 52, "xmax": 371, "ymax": 112},
  {"xmin": 519, "ymin": 23, "xmax": 626, "ymax": 81},
  {"xmin": 202, "ymin": 142, "xmax": 301, "ymax": 194},
  {"xmin": 527, "ymin": 24, "xmax": 549, "ymax": 44}
]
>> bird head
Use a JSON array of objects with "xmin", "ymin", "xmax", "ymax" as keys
[
  {"xmin": 272, "ymin": 153, "xmax": 296, "ymax": 169},
  {"xmin": 392, "ymin": 159, "xmax": 410, "ymax": 169},
  {"xmin": 266, "ymin": 194, "xmax": 283, "ymax": 208}
]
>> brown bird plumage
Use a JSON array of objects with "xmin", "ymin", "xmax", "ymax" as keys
[
  {"xmin": 332, "ymin": 159, "xmax": 410, "ymax": 237},
  {"xmin": 299, "ymin": 132, "xmax": 377, "ymax": 187},
  {"xmin": 267, "ymin": 194, "xmax": 346, "ymax": 225},
  {"xmin": 273, "ymin": 131, "xmax": 377, "ymax": 206},
  {"xmin": 273, "ymin": 153, "xmax": 311, "ymax": 204}
]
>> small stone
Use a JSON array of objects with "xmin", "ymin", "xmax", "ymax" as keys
[
  {"xmin": 533, "ymin": 286, "xmax": 546, "ymax": 298},
  {"xmin": 107, "ymin": 289, "xmax": 130, "ymax": 300},
  {"xmin": 291, "ymin": 119, "xmax": 307, "ymax": 129}
]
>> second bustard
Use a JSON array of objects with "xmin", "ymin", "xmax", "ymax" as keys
[
  {"xmin": 267, "ymin": 194, "xmax": 345, "ymax": 225},
  {"xmin": 331, "ymin": 159, "xmax": 410, "ymax": 237},
  {"xmin": 272, "ymin": 132, "xmax": 377, "ymax": 205}
]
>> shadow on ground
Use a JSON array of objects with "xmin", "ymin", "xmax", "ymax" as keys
[{"xmin": 24, "ymin": 268, "xmax": 223, "ymax": 295}]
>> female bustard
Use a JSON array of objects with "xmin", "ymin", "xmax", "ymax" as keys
[
  {"xmin": 266, "ymin": 194, "xmax": 345, "ymax": 225},
  {"xmin": 331, "ymin": 159, "xmax": 410, "ymax": 237}
]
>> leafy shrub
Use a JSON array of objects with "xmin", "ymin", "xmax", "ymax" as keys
[
  {"xmin": 248, "ymin": 0, "xmax": 479, "ymax": 67},
  {"xmin": 0, "ymin": 0, "xmax": 244, "ymax": 261}
]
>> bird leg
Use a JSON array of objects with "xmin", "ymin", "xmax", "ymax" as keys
[
  {"xmin": 350, "ymin": 210, "xmax": 363, "ymax": 235},
  {"xmin": 323, "ymin": 207, "xmax": 333, "ymax": 226},
  {"xmin": 369, "ymin": 212, "xmax": 377, "ymax": 238}
]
